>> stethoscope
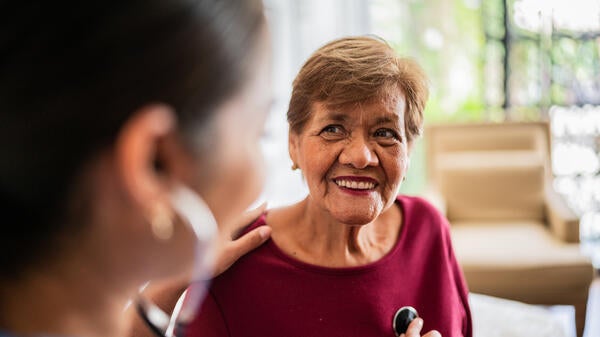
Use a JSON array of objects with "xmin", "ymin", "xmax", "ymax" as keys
[
  {"xmin": 138, "ymin": 286, "xmax": 419, "ymax": 337},
  {"xmin": 138, "ymin": 283, "xmax": 420, "ymax": 337},
  {"xmin": 138, "ymin": 300, "xmax": 420, "ymax": 337},
  {"xmin": 136, "ymin": 185, "xmax": 218, "ymax": 337},
  {"xmin": 137, "ymin": 288, "xmax": 193, "ymax": 337}
]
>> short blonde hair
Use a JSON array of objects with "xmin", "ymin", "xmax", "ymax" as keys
[{"xmin": 287, "ymin": 36, "xmax": 428, "ymax": 142}]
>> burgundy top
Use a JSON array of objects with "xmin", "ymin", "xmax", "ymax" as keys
[{"xmin": 187, "ymin": 196, "xmax": 472, "ymax": 337}]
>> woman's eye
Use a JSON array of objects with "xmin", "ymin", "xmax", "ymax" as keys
[
  {"xmin": 320, "ymin": 125, "xmax": 344, "ymax": 134},
  {"xmin": 374, "ymin": 128, "xmax": 398, "ymax": 139}
]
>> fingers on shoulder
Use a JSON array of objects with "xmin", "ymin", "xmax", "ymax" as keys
[{"xmin": 228, "ymin": 225, "xmax": 271, "ymax": 255}]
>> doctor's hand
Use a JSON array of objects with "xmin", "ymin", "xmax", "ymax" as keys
[
  {"xmin": 163, "ymin": 202, "xmax": 271, "ymax": 282},
  {"xmin": 402, "ymin": 318, "xmax": 441, "ymax": 337},
  {"xmin": 212, "ymin": 202, "xmax": 271, "ymax": 278}
]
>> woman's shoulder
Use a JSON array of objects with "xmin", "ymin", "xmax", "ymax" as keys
[
  {"xmin": 396, "ymin": 195, "xmax": 444, "ymax": 219},
  {"xmin": 241, "ymin": 212, "xmax": 268, "ymax": 234},
  {"xmin": 396, "ymin": 194, "xmax": 450, "ymax": 235},
  {"xmin": 263, "ymin": 202, "xmax": 303, "ymax": 230}
]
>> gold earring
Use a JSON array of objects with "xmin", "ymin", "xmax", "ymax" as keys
[
  {"xmin": 150, "ymin": 203, "xmax": 174, "ymax": 240},
  {"xmin": 291, "ymin": 163, "xmax": 299, "ymax": 170}
]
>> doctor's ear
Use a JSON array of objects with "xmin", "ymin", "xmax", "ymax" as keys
[{"xmin": 114, "ymin": 104, "xmax": 187, "ymax": 210}]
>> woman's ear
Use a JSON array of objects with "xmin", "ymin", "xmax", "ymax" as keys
[
  {"xmin": 114, "ymin": 104, "xmax": 178, "ymax": 210},
  {"xmin": 288, "ymin": 131, "xmax": 300, "ymax": 169}
]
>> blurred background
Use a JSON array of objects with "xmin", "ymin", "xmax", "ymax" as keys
[{"xmin": 257, "ymin": 1, "xmax": 600, "ymax": 336}]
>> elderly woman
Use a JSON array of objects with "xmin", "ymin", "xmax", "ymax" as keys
[
  {"xmin": 186, "ymin": 36, "xmax": 472, "ymax": 337},
  {"xmin": 0, "ymin": 1, "xmax": 272, "ymax": 337}
]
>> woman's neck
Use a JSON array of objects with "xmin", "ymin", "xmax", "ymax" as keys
[
  {"xmin": 0, "ymin": 250, "xmax": 136, "ymax": 337},
  {"xmin": 268, "ymin": 197, "xmax": 402, "ymax": 268}
]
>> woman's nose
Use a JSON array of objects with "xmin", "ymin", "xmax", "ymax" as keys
[{"xmin": 339, "ymin": 136, "xmax": 379, "ymax": 169}]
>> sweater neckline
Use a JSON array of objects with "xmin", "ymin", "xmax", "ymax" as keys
[{"xmin": 258, "ymin": 197, "xmax": 409, "ymax": 276}]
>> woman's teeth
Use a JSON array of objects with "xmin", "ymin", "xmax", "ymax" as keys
[{"xmin": 335, "ymin": 179, "xmax": 375, "ymax": 190}]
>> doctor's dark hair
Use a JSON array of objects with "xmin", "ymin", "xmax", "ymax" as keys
[{"xmin": 0, "ymin": 0, "xmax": 265, "ymax": 280}]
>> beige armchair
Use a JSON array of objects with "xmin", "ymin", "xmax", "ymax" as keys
[{"xmin": 424, "ymin": 122, "xmax": 595, "ymax": 337}]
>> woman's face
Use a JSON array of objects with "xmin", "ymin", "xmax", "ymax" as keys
[{"xmin": 289, "ymin": 97, "xmax": 410, "ymax": 225}]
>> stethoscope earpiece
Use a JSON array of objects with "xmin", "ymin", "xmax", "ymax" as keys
[{"xmin": 393, "ymin": 306, "xmax": 419, "ymax": 336}]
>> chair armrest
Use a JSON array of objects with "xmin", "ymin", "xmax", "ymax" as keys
[
  {"xmin": 421, "ymin": 185, "xmax": 447, "ymax": 216},
  {"xmin": 544, "ymin": 186, "xmax": 580, "ymax": 243}
]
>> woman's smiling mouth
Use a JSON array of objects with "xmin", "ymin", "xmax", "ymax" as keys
[{"xmin": 333, "ymin": 176, "xmax": 378, "ymax": 191}]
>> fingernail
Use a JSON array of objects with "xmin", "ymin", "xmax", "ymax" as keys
[
  {"xmin": 431, "ymin": 330, "xmax": 441, "ymax": 337},
  {"xmin": 416, "ymin": 318, "xmax": 424, "ymax": 328},
  {"xmin": 258, "ymin": 226, "xmax": 271, "ymax": 239}
]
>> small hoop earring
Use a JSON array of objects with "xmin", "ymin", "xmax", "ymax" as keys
[
  {"xmin": 291, "ymin": 163, "xmax": 299, "ymax": 170},
  {"xmin": 150, "ymin": 203, "xmax": 174, "ymax": 240}
]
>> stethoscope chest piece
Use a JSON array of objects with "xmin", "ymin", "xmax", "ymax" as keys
[{"xmin": 393, "ymin": 306, "xmax": 418, "ymax": 336}]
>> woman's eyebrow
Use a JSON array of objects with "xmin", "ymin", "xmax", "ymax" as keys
[
  {"xmin": 374, "ymin": 115, "xmax": 400, "ymax": 126},
  {"xmin": 319, "ymin": 112, "xmax": 348, "ymax": 123}
]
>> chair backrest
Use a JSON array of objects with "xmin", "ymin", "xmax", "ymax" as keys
[{"xmin": 425, "ymin": 122, "xmax": 551, "ymax": 222}]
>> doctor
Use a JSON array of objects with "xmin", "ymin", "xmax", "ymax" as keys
[{"xmin": 0, "ymin": 1, "xmax": 271, "ymax": 336}]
